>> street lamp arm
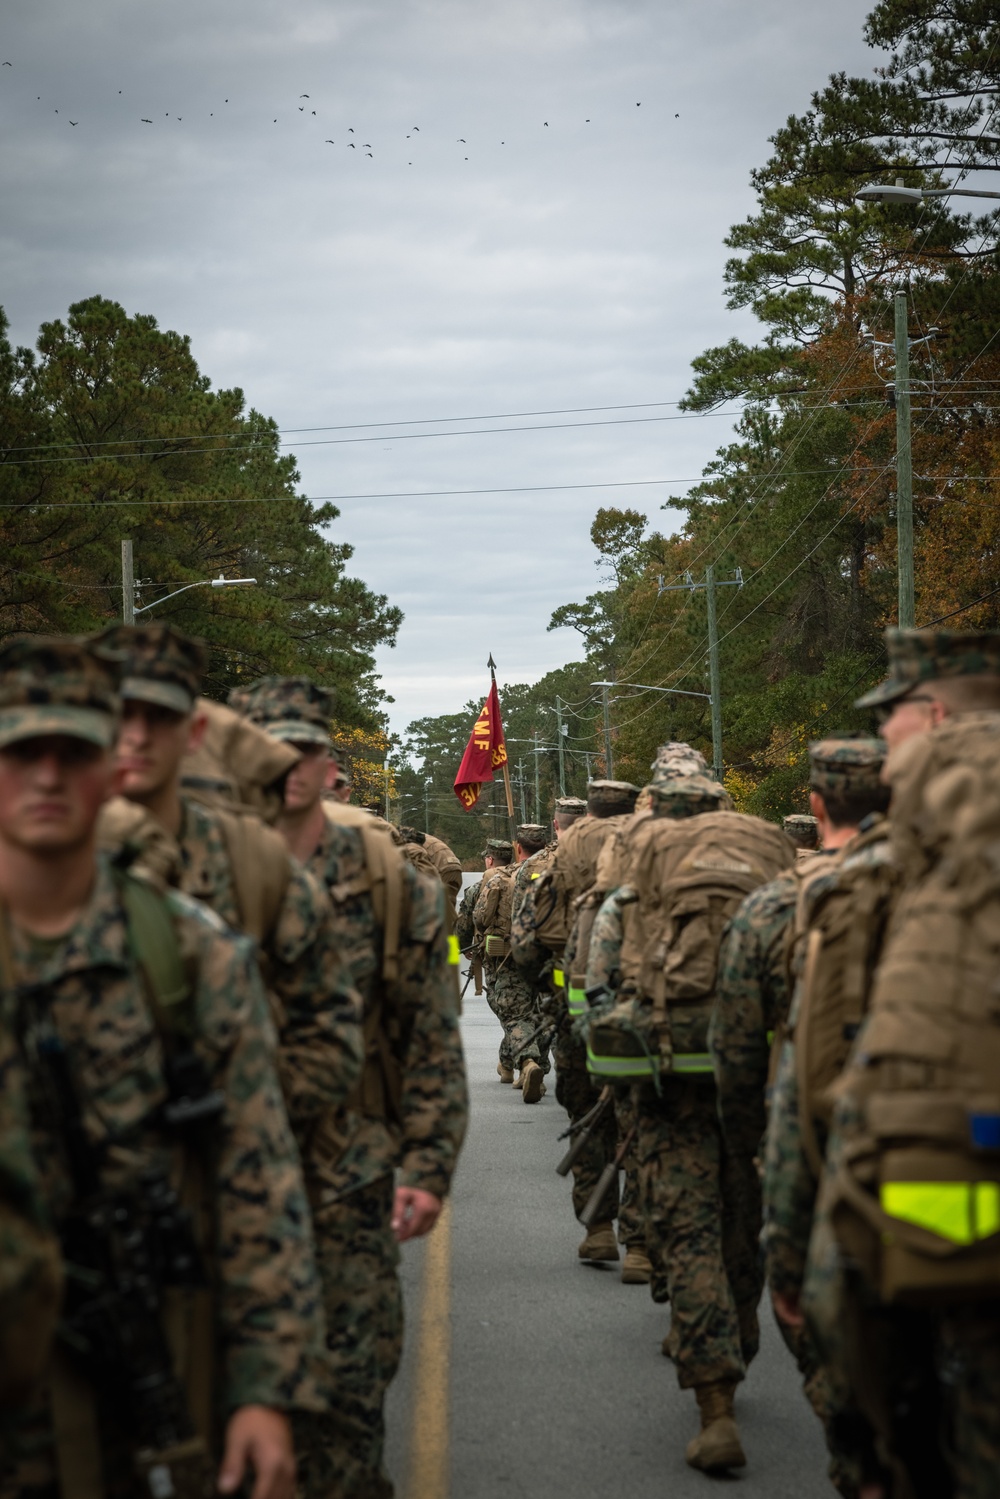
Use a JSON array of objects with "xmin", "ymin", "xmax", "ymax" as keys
[{"xmin": 134, "ymin": 576, "xmax": 257, "ymax": 615}]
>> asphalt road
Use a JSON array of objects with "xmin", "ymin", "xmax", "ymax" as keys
[{"xmin": 385, "ymin": 940, "xmax": 835, "ymax": 1499}]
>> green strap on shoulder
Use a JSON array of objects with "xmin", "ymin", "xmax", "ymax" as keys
[{"xmin": 113, "ymin": 872, "xmax": 192, "ymax": 1035}]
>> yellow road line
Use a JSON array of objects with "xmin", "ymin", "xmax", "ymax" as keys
[{"xmin": 406, "ymin": 1199, "xmax": 452, "ymax": 1499}]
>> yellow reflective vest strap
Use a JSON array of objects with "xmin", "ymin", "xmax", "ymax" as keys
[
  {"xmin": 586, "ymin": 1045, "xmax": 657, "ymax": 1079},
  {"xmin": 552, "ymin": 966, "xmax": 565, "ymax": 987},
  {"xmin": 567, "ymin": 986, "xmax": 587, "ymax": 1017},
  {"xmin": 447, "ymin": 934, "xmax": 461, "ymax": 966},
  {"xmin": 881, "ymin": 1180, "xmax": 1000, "ymax": 1247},
  {"xmin": 673, "ymin": 1053, "xmax": 714, "ymax": 1074}
]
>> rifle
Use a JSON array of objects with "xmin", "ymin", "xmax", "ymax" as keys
[
  {"xmin": 29, "ymin": 1007, "xmax": 221, "ymax": 1499},
  {"xmin": 556, "ymin": 1087, "xmax": 613, "ymax": 1176},
  {"xmin": 579, "ymin": 1124, "xmax": 636, "ymax": 1230}
]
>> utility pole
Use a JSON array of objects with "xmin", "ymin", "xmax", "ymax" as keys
[
  {"xmin": 705, "ymin": 566, "xmax": 724, "ymax": 785},
  {"xmin": 555, "ymin": 695, "xmax": 566, "ymax": 796},
  {"xmin": 121, "ymin": 539, "xmax": 135, "ymax": 624},
  {"xmin": 533, "ymin": 730, "xmax": 541, "ymax": 823},
  {"xmin": 423, "ymin": 779, "xmax": 430, "ymax": 834},
  {"xmin": 384, "ymin": 757, "xmax": 390, "ymax": 821},
  {"xmin": 894, "ymin": 289, "xmax": 915, "ymax": 629},
  {"xmin": 599, "ymin": 682, "xmax": 614, "ymax": 779},
  {"xmin": 657, "ymin": 568, "xmax": 743, "ymax": 782},
  {"xmin": 515, "ymin": 759, "xmax": 527, "ymax": 823}
]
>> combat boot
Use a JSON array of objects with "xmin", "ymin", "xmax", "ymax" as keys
[
  {"xmin": 578, "ymin": 1221, "xmax": 619, "ymax": 1263},
  {"xmin": 621, "ymin": 1248, "xmax": 652, "ymax": 1284},
  {"xmin": 496, "ymin": 1062, "xmax": 514, "ymax": 1084},
  {"xmin": 684, "ymin": 1382, "xmax": 746, "ymax": 1472},
  {"xmin": 521, "ymin": 1060, "xmax": 545, "ymax": 1103}
]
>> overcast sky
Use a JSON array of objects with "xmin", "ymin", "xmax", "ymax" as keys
[{"xmin": 2, "ymin": 0, "xmax": 879, "ymax": 735}]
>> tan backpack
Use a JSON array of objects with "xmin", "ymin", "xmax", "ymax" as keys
[
  {"xmin": 828, "ymin": 713, "xmax": 1000, "ymax": 1303},
  {"xmin": 530, "ymin": 818, "xmax": 616, "ymax": 953},
  {"xmin": 474, "ymin": 864, "xmax": 517, "ymax": 957},
  {"xmin": 588, "ymin": 811, "xmax": 793, "ymax": 1083},
  {"xmin": 788, "ymin": 819, "xmax": 897, "ymax": 1176}
]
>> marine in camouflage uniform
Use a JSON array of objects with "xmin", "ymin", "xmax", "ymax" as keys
[
  {"xmin": 802, "ymin": 632, "xmax": 1000, "ymax": 1499},
  {"xmin": 588, "ymin": 746, "xmax": 778, "ymax": 1471},
  {"xmin": 474, "ymin": 830, "xmax": 551, "ymax": 1097},
  {"xmin": 718, "ymin": 736, "xmax": 886, "ymax": 1497},
  {"xmin": 240, "ymin": 676, "xmax": 468, "ymax": 1499},
  {"xmin": 460, "ymin": 840, "xmax": 510, "ymax": 1074},
  {"xmin": 0, "ymin": 636, "xmax": 327, "ymax": 1499},
  {"xmin": 783, "ymin": 813, "xmax": 820, "ymax": 858}
]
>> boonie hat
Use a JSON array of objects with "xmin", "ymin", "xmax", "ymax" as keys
[
  {"xmin": 587, "ymin": 779, "xmax": 640, "ymax": 816},
  {"xmin": 0, "ymin": 635, "xmax": 122, "ymax": 749},
  {"xmin": 855, "ymin": 629, "xmax": 1000, "ymax": 709}
]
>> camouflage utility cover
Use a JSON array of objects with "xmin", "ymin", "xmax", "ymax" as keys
[
  {"xmin": 808, "ymin": 735, "xmax": 886, "ymax": 796},
  {"xmin": 0, "ymin": 635, "xmax": 121, "ymax": 748},
  {"xmin": 98, "ymin": 622, "xmax": 206, "ymax": 714},
  {"xmin": 587, "ymin": 779, "xmax": 640, "ymax": 815},
  {"xmin": 855, "ymin": 627, "xmax": 1000, "ymax": 708},
  {"xmin": 243, "ymin": 675, "xmax": 335, "ymax": 746}
]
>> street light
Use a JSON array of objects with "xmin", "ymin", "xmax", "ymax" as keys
[
  {"xmin": 133, "ymin": 575, "xmax": 257, "ymax": 618},
  {"xmin": 592, "ymin": 679, "xmax": 717, "ymax": 782},
  {"xmin": 855, "ymin": 180, "xmax": 1000, "ymax": 204}
]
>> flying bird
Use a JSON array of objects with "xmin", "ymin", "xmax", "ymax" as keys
[
  {"xmin": 141, "ymin": 118, "xmax": 152, "ymax": 123},
  {"xmin": 311, "ymin": 110, "xmax": 316, "ymax": 115},
  {"xmin": 636, "ymin": 101, "xmax": 641, "ymax": 106},
  {"xmin": 543, "ymin": 121, "xmax": 548, "ymax": 125},
  {"xmin": 69, "ymin": 120, "xmax": 78, "ymax": 125},
  {"xmin": 362, "ymin": 142, "xmax": 371, "ymax": 147},
  {"xmin": 675, "ymin": 112, "xmax": 679, "ymax": 117},
  {"xmin": 300, "ymin": 94, "xmax": 309, "ymax": 98},
  {"xmin": 325, "ymin": 138, "xmax": 334, "ymax": 143},
  {"xmin": 2, "ymin": 61, "xmax": 11, "ymax": 66},
  {"xmin": 348, "ymin": 127, "xmax": 354, "ymax": 132},
  {"xmin": 365, "ymin": 151, "xmax": 372, "ymax": 157},
  {"xmin": 412, "ymin": 125, "xmax": 419, "ymax": 131},
  {"xmin": 458, "ymin": 138, "xmax": 465, "ymax": 142},
  {"xmin": 347, "ymin": 142, "xmax": 354, "ymax": 147},
  {"xmin": 298, "ymin": 107, "xmax": 304, "ymax": 112}
]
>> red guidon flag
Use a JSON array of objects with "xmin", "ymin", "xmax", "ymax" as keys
[{"xmin": 453, "ymin": 681, "xmax": 508, "ymax": 810}]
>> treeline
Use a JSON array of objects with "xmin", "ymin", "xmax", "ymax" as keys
[
  {"xmin": 0, "ymin": 295, "xmax": 400, "ymax": 722},
  {"xmin": 401, "ymin": 0, "xmax": 1000, "ymax": 850}
]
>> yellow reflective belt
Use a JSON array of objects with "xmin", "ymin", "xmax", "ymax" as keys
[
  {"xmin": 586, "ymin": 1046, "xmax": 657, "ymax": 1079},
  {"xmin": 672, "ymin": 1053, "xmax": 714, "ymax": 1074},
  {"xmin": 766, "ymin": 1030, "xmax": 775, "ymax": 1046},
  {"xmin": 447, "ymin": 935, "xmax": 461, "ymax": 966},
  {"xmin": 552, "ymin": 968, "xmax": 565, "ymax": 988},
  {"xmin": 567, "ymin": 987, "xmax": 587, "ymax": 1017},
  {"xmin": 881, "ymin": 1180, "xmax": 1000, "ymax": 1246}
]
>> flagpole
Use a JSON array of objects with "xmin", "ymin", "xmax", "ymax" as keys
[{"xmin": 488, "ymin": 653, "xmax": 518, "ymax": 843}]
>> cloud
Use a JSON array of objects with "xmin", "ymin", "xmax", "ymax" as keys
[{"xmin": 2, "ymin": 0, "xmax": 879, "ymax": 735}]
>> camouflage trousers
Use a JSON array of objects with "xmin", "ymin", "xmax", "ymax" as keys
[
  {"xmin": 484, "ymin": 960, "xmax": 550, "ymax": 1073},
  {"xmin": 553, "ymin": 1030, "xmax": 642, "ymax": 1245},
  {"xmin": 634, "ymin": 1077, "xmax": 761, "ymax": 1390},
  {"xmin": 940, "ymin": 1305, "xmax": 1000, "ymax": 1499},
  {"xmin": 772, "ymin": 1304, "xmax": 865, "ymax": 1498},
  {"xmin": 294, "ymin": 1174, "xmax": 402, "ymax": 1499}
]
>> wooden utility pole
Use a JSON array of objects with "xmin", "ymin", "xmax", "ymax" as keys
[
  {"xmin": 894, "ymin": 290, "xmax": 915, "ymax": 629},
  {"xmin": 121, "ymin": 540, "xmax": 135, "ymax": 624}
]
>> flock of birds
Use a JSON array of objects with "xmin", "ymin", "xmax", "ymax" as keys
[{"xmin": 1, "ymin": 62, "xmax": 680, "ymax": 163}]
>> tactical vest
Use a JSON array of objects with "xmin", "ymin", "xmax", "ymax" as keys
[
  {"xmin": 787, "ymin": 819, "xmax": 896, "ymax": 1177},
  {"xmin": 828, "ymin": 715, "xmax": 1000, "ymax": 1303},
  {"xmin": 561, "ymin": 815, "xmax": 633, "ymax": 1017},
  {"xmin": 588, "ymin": 811, "xmax": 792, "ymax": 1085}
]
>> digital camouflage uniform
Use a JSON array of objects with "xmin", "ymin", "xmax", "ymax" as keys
[
  {"xmin": 805, "ymin": 644, "xmax": 1000, "ymax": 1499},
  {"xmin": 241, "ymin": 676, "xmax": 468, "ymax": 1499},
  {"xmin": 0, "ymin": 636, "xmax": 327, "ymax": 1499},
  {"xmin": 515, "ymin": 785, "xmax": 643, "ymax": 1248},
  {"xmin": 474, "ymin": 850, "xmax": 548, "ymax": 1075}
]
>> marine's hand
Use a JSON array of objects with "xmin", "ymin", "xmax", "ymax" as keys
[
  {"xmin": 393, "ymin": 1186, "xmax": 443, "ymax": 1241},
  {"xmin": 771, "ymin": 1288, "xmax": 804, "ymax": 1328},
  {"xmin": 218, "ymin": 1405, "xmax": 295, "ymax": 1499}
]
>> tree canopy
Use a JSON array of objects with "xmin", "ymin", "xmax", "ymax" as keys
[
  {"xmin": 0, "ymin": 296, "xmax": 401, "ymax": 721},
  {"xmin": 401, "ymin": 0, "xmax": 1000, "ymax": 838}
]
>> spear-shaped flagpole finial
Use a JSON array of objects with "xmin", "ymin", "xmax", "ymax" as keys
[{"xmin": 487, "ymin": 653, "xmax": 497, "ymax": 678}]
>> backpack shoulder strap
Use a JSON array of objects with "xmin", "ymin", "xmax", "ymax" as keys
[
  {"xmin": 113, "ymin": 869, "xmax": 192, "ymax": 1028},
  {"xmin": 213, "ymin": 808, "xmax": 293, "ymax": 945}
]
